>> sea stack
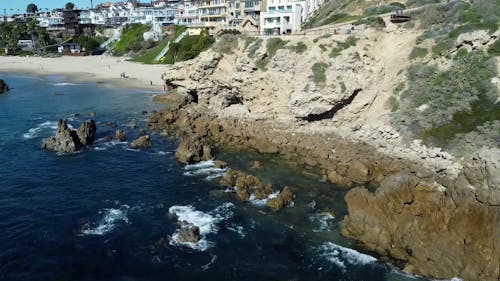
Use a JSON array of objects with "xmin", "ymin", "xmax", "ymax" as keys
[{"xmin": 42, "ymin": 119, "xmax": 97, "ymax": 153}]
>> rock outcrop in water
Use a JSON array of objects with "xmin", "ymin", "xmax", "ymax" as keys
[
  {"xmin": 220, "ymin": 169, "xmax": 274, "ymax": 201},
  {"xmin": 115, "ymin": 129, "xmax": 126, "ymax": 142},
  {"xmin": 177, "ymin": 223, "xmax": 201, "ymax": 244},
  {"xmin": 0, "ymin": 79, "xmax": 9, "ymax": 94},
  {"xmin": 130, "ymin": 135, "xmax": 151, "ymax": 148},
  {"xmin": 267, "ymin": 186, "xmax": 294, "ymax": 211},
  {"xmin": 175, "ymin": 134, "xmax": 212, "ymax": 164},
  {"xmin": 42, "ymin": 119, "xmax": 96, "ymax": 153}
]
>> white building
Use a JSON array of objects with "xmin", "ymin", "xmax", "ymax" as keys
[
  {"xmin": 37, "ymin": 12, "xmax": 65, "ymax": 31},
  {"xmin": 175, "ymin": 2, "xmax": 201, "ymax": 25},
  {"xmin": 260, "ymin": 0, "xmax": 303, "ymax": 35}
]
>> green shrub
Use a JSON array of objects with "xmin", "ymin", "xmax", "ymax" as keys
[
  {"xmin": 289, "ymin": 42, "xmax": 307, "ymax": 54},
  {"xmin": 455, "ymin": 47, "xmax": 468, "ymax": 59},
  {"xmin": 393, "ymin": 51, "xmax": 498, "ymax": 146},
  {"xmin": 385, "ymin": 96, "xmax": 400, "ymax": 112},
  {"xmin": 163, "ymin": 35, "xmax": 215, "ymax": 64},
  {"xmin": 329, "ymin": 37, "xmax": 357, "ymax": 57},
  {"xmin": 313, "ymin": 34, "xmax": 332, "ymax": 43},
  {"xmin": 266, "ymin": 38, "xmax": 288, "ymax": 57},
  {"xmin": 488, "ymin": 39, "xmax": 500, "ymax": 56},
  {"xmin": 311, "ymin": 62, "xmax": 329, "ymax": 84},
  {"xmin": 130, "ymin": 37, "xmax": 169, "ymax": 64},
  {"xmin": 319, "ymin": 44, "xmax": 329, "ymax": 52},
  {"xmin": 212, "ymin": 34, "xmax": 239, "ymax": 54},
  {"xmin": 247, "ymin": 38, "xmax": 263, "ymax": 58},
  {"xmin": 409, "ymin": 46, "xmax": 428, "ymax": 60},
  {"xmin": 363, "ymin": 5, "xmax": 398, "ymax": 16},
  {"xmin": 114, "ymin": 23, "xmax": 151, "ymax": 55},
  {"xmin": 244, "ymin": 36, "xmax": 257, "ymax": 49},
  {"xmin": 431, "ymin": 39, "xmax": 453, "ymax": 57},
  {"xmin": 353, "ymin": 16, "xmax": 386, "ymax": 29}
]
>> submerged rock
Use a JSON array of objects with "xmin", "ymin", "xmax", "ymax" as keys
[
  {"xmin": 175, "ymin": 134, "xmax": 212, "ymax": 164},
  {"xmin": 130, "ymin": 135, "xmax": 151, "ymax": 148},
  {"xmin": 42, "ymin": 119, "xmax": 96, "ymax": 153},
  {"xmin": 267, "ymin": 186, "xmax": 294, "ymax": 211},
  {"xmin": 0, "ymin": 79, "xmax": 9, "ymax": 94}
]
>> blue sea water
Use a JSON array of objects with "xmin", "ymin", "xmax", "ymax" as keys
[{"xmin": 0, "ymin": 73, "xmax": 427, "ymax": 281}]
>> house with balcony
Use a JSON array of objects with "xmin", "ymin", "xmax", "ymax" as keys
[
  {"xmin": 175, "ymin": 1, "xmax": 201, "ymax": 25},
  {"xmin": 199, "ymin": 0, "xmax": 228, "ymax": 24},
  {"xmin": 37, "ymin": 12, "xmax": 65, "ymax": 32},
  {"xmin": 259, "ymin": 0, "xmax": 303, "ymax": 35}
]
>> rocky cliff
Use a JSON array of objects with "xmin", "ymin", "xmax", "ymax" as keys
[{"xmin": 152, "ymin": 26, "xmax": 499, "ymax": 281}]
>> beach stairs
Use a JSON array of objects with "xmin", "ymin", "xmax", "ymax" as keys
[
  {"xmin": 153, "ymin": 30, "xmax": 189, "ymax": 62},
  {"xmin": 100, "ymin": 26, "xmax": 124, "ymax": 51}
]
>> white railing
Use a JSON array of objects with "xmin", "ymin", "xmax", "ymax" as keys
[{"xmin": 153, "ymin": 30, "xmax": 188, "ymax": 62}]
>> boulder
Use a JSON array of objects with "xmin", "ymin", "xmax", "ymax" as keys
[
  {"xmin": 42, "ymin": 119, "xmax": 96, "ymax": 153},
  {"xmin": 175, "ymin": 134, "xmax": 212, "ymax": 164},
  {"xmin": 267, "ymin": 186, "xmax": 294, "ymax": 211},
  {"xmin": 130, "ymin": 135, "xmax": 152, "ymax": 148},
  {"xmin": 115, "ymin": 129, "xmax": 126, "ymax": 142},
  {"xmin": 214, "ymin": 160, "xmax": 228, "ymax": 169},
  {"xmin": 103, "ymin": 135, "xmax": 113, "ymax": 142},
  {"xmin": 76, "ymin": 120, "xmax": 96, "ymax": 146},
  {"xmin": 177, "ymin": 224, "xmax": 201, "ymax": 244},
  {"xmin": 0, "ymin": 79, "xmax": 9, "ymax": 94}
]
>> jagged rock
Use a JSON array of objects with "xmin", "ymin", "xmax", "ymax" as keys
[
  {"xmin": 130, "ymin": 135, "xmax": 151, "ymax": 148},
  {"xmin": 175, "ymin": 134, "xmax": 212, "ymax": 164},
  {"xmin": 42, "ymin": 119, "xmax": 96, "ymax": 153},
  {"xmin": 76, "ymin": 120, "xmax": 96, "ymax": 146},
  {"xmin": 0, "ymin": 79, "xmax": 9, "ymax": 94},
  {"xmin": 103, "ymin": 135, "xmax": 113, "ymax": 142},
  {"xmin": 342, "ymin": 172, "xmax": 500, "ymax": 281},
  {"xmin": 214, "ymin": 160, "xmax": 228, "ymax": 169},
  {"xmin": 177, "ymin": 224, "xmax": 201, "ymax": 244},
  {"xmin": 327, "ymin": 170, "xmax": 353, "ymax": 187},
  {"xmin": 267, "ymin": 186, "xmax": 293, "ymax": 211},
  {"xmin": 220, "ymin": 169, "xmax": 273, "ymax": 201},
  {"xmin": 115, "ymin": 129, "xmax": 126, "ymax": 142}
]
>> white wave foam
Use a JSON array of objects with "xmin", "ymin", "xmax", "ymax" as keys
[
  {"xmin": 23, "ymin": 121, "xmax": 58, "ymax": 139},
  {"xmin": 93, "ymin": 147, "xmax": 107, "ymax": 151},
  {"xmin": 81, "ymin": 206, "xmax": 129, "ymax": 236},
  {"xmin": 53, "ymin": 82, "xmax": 79, "ymax": 86},
  {"xmin": 183, "ymin": 160, "xmax": 227, "ymax": 179},
  {"xmin": 227, "ymin": 224, "xmax": 246, "ymax": 238},
  {"xmin": 125, "ymin": 148, "xmax": 140, "ymax": 152},
  {"xmin": 310, "ymin": 212, "xmax": 336, "ymax": 232},
  {"xmin": 248, "ymin": 191, "xmax": 280, "ymax": 207},
  {"xmin": 157, "ymin": 151, "xmax": 170, "ymax": 156},
  {"xmin": 318, "ymin": 242, "xmax": 377, "ymax": 270},
  {"xmin": 168, "ymin": 203, "xmax": 234, "ymax": 251}
]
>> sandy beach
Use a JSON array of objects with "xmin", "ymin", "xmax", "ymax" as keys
[{"xmin": 0, "ymin": 55, "xmax": 168, "ymax": 91}]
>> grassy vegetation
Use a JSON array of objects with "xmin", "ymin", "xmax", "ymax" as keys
[
  {"xmin": 247, "ymin": 38, "xmax": 263, "ymax": 59},
  {"xmin": 161, "ymin": 34, "xmax": 215, "ymax": 64},
  {"xmin": 212, "ymin": 34, "xmax": 239, "ymax": 54},
  {"xmin": 393, "ymin": 51, "xmax": 498, "ymax": 147},
  {"xmin": 363, "ymin": 3, "xmax": 402, "ymax": 16},
  {"xmin": 255, "ymin": 38, "xmax": 289, "ymax": 70},
  {"xmin": 329, "ymin": 36, "xmax": 357, "ymax": 57},
  {"xmin": 311, "ymin": 62, "xmax": 329, "ymax": 84},
  {"xmin": 313, "ymin": 34, "xmax": 332, "ymax": 43},
  {"xmin": 289, "ymin": 42, "xmax": 307, "ymax": 54},
  {"xmin": 114, "ymin": 23, "xmax": 151, "ymax": 55},
  {"xmin": 409, "ymin": 46, "xmax": 428, "ymax": 60},
  {"xmin": 353, "ymin": 16, "xmax": 386, "ymax": 29},
  {"xmin": 244, "ymin": 36, "xmax": 258, "ymax": 49},
  {"xmin": 385, "ymin": 96, "xmax": 400, "ymax": 112},
  {"xmin": 488, "ymin": 39, "xmax": 500, "ymax": 56},
  {"xmin": 129, "ymin": 37, "xmax": 169, "ymax": 63}
]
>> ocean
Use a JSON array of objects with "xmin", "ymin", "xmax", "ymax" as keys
[{"xmin": 0, "ymin": 73, "xmax": 426, "ymax": 281}]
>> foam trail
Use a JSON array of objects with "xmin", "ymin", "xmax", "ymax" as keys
[
  {"xmin": 317, "ymin": 242, "xmax": 377, "ymax": 270},
  {"xmin": 23, "ymin": 121, "xmax": 58, "ymax": 139},
  {"xmin": 53, "ymin": 82, "xmax": 79, "ymax": 86},
  {"xmin": 183, "ymin": 160, "xmax": 227, "ymax": 179},
  {"xmin": 81, "ymin": 206, "xmax": 129, "ymax": 236}
]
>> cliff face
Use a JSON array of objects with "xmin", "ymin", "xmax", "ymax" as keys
[{"xmin": 154, "ymin": 28, "xmax": 500, "ymax": 281}]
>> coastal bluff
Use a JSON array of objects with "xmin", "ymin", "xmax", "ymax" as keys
[{"xmin": 150, "ymin": 30, "xmax": 499, "ymax": 281}]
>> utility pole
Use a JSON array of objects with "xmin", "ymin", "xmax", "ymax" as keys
[{"xmin": 3, "ymin": 8, "xmax": 6, "ymax": 23}]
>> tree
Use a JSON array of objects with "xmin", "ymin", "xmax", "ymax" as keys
[
  {"xmin": 65, "ymin": 2, "xmax": 75, "ymax": 10},
  {"xmin": 26, "ymin": 3, "xmax": 38, "ymax": 14}
]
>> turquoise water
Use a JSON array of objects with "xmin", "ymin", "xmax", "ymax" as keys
[{"xmin": 0, "ymin": 73, "xmax": 426, "ymax": 281}]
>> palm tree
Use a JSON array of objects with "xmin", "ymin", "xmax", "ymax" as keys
[{"xmin": 26, "ymin": 3, "xmax": 38, "ymax": 14}]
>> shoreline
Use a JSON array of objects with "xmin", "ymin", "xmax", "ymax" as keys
[{"xmin": 0, "ymin": 55, "xmax": 167, "ymax": 91}]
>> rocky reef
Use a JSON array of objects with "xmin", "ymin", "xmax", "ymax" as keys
[
  {"xmin": 42, "ymin": 119, "xmax": 96, "ymax": 153},
  {"xmin": 0, "ymin": 79, "xmax": 9, "ymax": 94},
  {"xmin": 148, "ymin": 32, "xmax": 499, "ymax": 280}
]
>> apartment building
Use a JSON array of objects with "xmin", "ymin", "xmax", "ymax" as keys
[{"xmin": 259, "ymin": 0, "xmax": 303, "ymax": 35}]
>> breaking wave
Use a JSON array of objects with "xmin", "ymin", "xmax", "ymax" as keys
[
  {"xmin": 183, "ymin": 160, "xmax": 227, "ymax": 180},
  {"xmin": 310, "ymin": 212, "xmax": 336, "ymax": 232},
  {"xmin": 80, "ymin": 206, "xmax": 130, "ymax": 236},
  {"xmin": 317, "ymin": 242, "xmax": 377, "ymax": 270},
  {"xmin": 168, "ymin": 203, "xmax": 234, "ymax": 251}
]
